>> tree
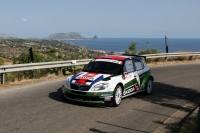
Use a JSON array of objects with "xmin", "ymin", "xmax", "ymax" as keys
[{"xmin": 124, "ymin": 42, "xmax": 137, "ymax": 55}]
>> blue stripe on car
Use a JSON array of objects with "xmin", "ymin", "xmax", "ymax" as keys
[
  {"xmin": 70, "ymin": 73, "xmax": 83, "ymax": 83},
  {"xmin": 90, "ymin": 75, "xmax": 104, "ymax": 86}
]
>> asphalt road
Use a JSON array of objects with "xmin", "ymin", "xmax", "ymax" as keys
[{"xmin": 0, "ymin": 63, "xmax": 200, "ymax": 133}]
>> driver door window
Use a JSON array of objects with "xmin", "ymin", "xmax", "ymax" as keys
[
  {"xmin": 135, "ymin": 61, "xmax": 144, "ymax": 71},
  {"xmin": 123, "ymin": 60, "xmax": 134, "ymax": 73}
]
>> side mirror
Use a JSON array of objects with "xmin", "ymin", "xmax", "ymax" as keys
[{"xmin": 122, "ymin": 71, "xmax": 128, "ymax": 79}]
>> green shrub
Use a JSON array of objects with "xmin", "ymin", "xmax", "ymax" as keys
[
  {"xmin": 154, "ymin": 57, "xmax": 166, "ymax": 62},
  {"xmin": 5, "ymin": 73, "xmax": 16, "ymax": 82},
  {"xmin": 62, "ymin": 65, "xmax": 84, "ymax": 75},
  {"xmin": 0, "ymin": 59, "xmax": 3, "ymax": 65},
  {"xmin": 124, "ymin": 42, "xmax": 137, "ymax": 55},
  {"xmin": 138, "ymin": 48, "xmax": 161, "ymax": 55},
  {"xmin": 173, "ymin": 56, "xmax": 188, "ymax": 61}
]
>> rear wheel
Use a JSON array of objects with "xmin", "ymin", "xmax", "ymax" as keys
[
  {"xmin": 112, "ymin": 85, "xmax": 122, "ymax": 107},
  {"xmin": 145, "ymin": 78, "xmax": 153, "ymax": 94}
]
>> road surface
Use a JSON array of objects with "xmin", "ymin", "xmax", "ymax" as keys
[{"xmin": 0, "ymin": 63, "xmax": 200, "ymax": 133}]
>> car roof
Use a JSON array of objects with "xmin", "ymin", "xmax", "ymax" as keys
[{"xmin": 95, "ymin": 55, "xmax": 145, "ymax": 61}]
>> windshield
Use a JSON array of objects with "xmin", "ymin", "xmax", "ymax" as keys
[{"xmin": 83, "ymin": 61, "xmax": 122, "ymax": 75}]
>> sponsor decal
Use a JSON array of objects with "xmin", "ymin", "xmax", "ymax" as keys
[
  {"xmin": 93, "ymin": 92, "xmax": 98, "ymax": 96},
  {"xmin": 81, "ymin": 72, "xmax": 98, "ymax": 80},
  {"xmin": 133, "ymin": 84, "xmax": 139, "ymax": 91},
  {"xmin": 123, "ymin": 87, "xmax": 134, "ymax": 95},
  {"xmin": 115, "ymin": 61, "xmax": 123, "ymax": 65},
  {"xmin": 124, "ymin": 73, "xmax": 132, "ymax": 79},
  {"xmin": 94, "ymin": 59, "xmax": 123, "ymax": 65},
  {"xmin": 74, "ymin": 72, "xmax": 104, "ymax": 85},
  {"xmin": 123, "ymin": 83, "xmax": 140, "ymax": 95}
]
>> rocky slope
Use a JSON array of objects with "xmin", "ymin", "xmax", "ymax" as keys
[{"xmin": 48, "ymin": 32, "xmax": 85, "ymax": 40}]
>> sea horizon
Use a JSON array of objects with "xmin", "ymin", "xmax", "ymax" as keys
[{"xmin": 62, "ymin": 38, "xmax": 200, "ymax": 53}]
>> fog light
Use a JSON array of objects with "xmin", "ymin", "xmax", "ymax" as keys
[{"xmin": 104, "ymin": 97, "xmax": 111, "ymax": 101}]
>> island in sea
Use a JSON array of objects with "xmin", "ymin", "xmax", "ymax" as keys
[
  {"xmin": 92, "ymin": 35, "xmax": 99, "ymax": 40},
  {"xmin": 48, "ymin": 32, "xmax": 85, "ymax": 40},
  {"xmin": 48, "ymin": 32, "xmax": 100, "ymax": 40}
]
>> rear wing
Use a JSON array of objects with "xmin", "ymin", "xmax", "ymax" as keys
[{"xmin": 122, "ymin": 54, "xmax": 146, "ymax": 59}]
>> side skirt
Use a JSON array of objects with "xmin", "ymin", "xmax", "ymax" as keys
[{"xmin": 122, "ymin": 90, "xmax": 145, "ymax": 99}]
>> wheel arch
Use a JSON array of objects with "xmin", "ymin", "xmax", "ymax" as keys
[
  {"xmin": 109, "ymin": 80, "xmax": 124, "ymax": 92},
  {"xmin": 142, "ymin": 74, "xmax": 154, "ymax": 84},
  {"xmin": 117, "ymin": 82, "xmax": 124, "ymax": 91},
  {"xmin": 149, "ymin": 75, "xmax": 154, "ymax": 81}
]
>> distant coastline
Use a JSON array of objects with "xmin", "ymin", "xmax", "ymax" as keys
[{"xmin": 62, "ymin": 38, "xmax": 200, "ymax": 53}]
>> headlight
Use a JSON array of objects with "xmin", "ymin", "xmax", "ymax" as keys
[{"xmin": 91, "ymin": 83, "xmax": 109, "ymax": 91}]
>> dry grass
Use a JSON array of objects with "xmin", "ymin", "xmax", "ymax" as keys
[
  {"xmin": 0, "ymin": 57, "xmax": 13, "ymax": 65},
  {"xmin": 147, "ymin": 58, "xmax": 200, "ymax": 66}
]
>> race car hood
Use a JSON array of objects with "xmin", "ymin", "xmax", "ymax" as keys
[{"xmin": 70, "ymin": 72, "xmax": 111, "ymax": 86}]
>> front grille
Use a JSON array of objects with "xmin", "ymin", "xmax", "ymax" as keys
[
  {"xmin": 70, "ymin": 84, "xmax": 79, "ymax": 89},
  {"xmin": 65, "ymin": 93, "xmax": 104, "ymax": 101},
  {"xmin": 70, "ymin": 84, "xmax": 91, "ymax": 91},
  {"xmin": 71, "ymin": 90, "xmax": 86, "ymax": 95}
]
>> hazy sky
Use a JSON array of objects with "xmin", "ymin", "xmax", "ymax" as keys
[{"xmin": 0, "ymin": 0, "xmax": 200, "ymax": 38}]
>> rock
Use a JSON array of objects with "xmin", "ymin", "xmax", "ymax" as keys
[{"xmin": 92, "ymin": 35, "xmax": 99, "ymax": 40}]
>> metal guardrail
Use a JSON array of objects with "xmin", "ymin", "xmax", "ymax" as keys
[
  {"xmin": 0, "ymin": 52, "xmax": 200, "ymax": 84},
  {"xmin": 0, "ymin": 59, "xmax": 91, "ymax": 84},
  {"xmin": 0, "ymin": 59, "xmax": 91, "ymax": 73},
  {"xmin": 143, "ymin": 52, "xmax": 200, "ymax": 59}
]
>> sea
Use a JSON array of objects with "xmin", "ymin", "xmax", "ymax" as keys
[{"xmin": 62, "ymin": 38, "xmax": 200, "ymax": 53}]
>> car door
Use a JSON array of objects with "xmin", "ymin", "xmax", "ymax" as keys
[
  {"xmin": 134, "ymin": 59, "xmax": 145, "ymax": 88},
  {"xmin": 123, "ymin": 60, "xmax": 140, "ymax": 95}
]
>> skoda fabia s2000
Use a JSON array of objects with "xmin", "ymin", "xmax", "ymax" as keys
[{"xmin": 62, "ymin": 55, "xmax": 154, "ymax": 107}]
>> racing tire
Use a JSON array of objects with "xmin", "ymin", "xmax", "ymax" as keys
[
  {"xmin": 112, "ymin": 85, "xmax": 122, "ymax": 107},
  {"xmin": 145, "ymin": 78, "xmax": 153, "ymax": 94}
]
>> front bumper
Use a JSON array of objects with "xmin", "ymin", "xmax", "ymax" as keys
[{"xmin": 62, "ymin": 86, "xmax": 113, "ymax": 105}]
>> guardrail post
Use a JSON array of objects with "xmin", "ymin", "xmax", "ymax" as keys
[
  {"xmin": 58, "ymin": 67, "xmax": 62, "ymax": 75},
  {"xmin": 1, "ymin": 73, "xmax": 5, "ymax": 85},
  {"xmin": 31, "ymin": 70, "xmax": 34, "ymax": 79}
]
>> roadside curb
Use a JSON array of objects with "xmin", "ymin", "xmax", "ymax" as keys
[{"xmin": 154, "ymin": 97, "xmax": 199, "ymax": 133}]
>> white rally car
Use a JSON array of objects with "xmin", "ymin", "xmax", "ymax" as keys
[{"xmin": 62, "ymin": 55, "xmax": 154, "ymax": 107}]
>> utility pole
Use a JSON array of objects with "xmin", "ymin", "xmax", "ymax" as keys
[
  {"xmin": 165, "ymin": 35, "xmax": 168, "ymax": 53},
  {"xmin": 84, "ymin": 38, "xmax": 86, "ymax": 48},
  {"xmin": 145, "ymin": 39, "xmax": 151, "ymax": 49},
  {"xmin": 29, "ymin": 47, "xmax": 34, "ymax": 79}
]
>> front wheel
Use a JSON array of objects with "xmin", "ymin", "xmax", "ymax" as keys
[
  {"xmin": 112, "ymin": 85, "xmax": 122, "ymax": 107},
  {"xmin": 145, "ymin": 78, "xmax": 153, "ymax": 94}
]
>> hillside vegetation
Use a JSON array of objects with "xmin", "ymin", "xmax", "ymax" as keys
[
  {"xmin": 0, "ymin": 38, "xmax": 107, "ymax": 82},
  {"xmin": 0, "ymin": 38, "xmax": 106, "ymax": 62}
]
